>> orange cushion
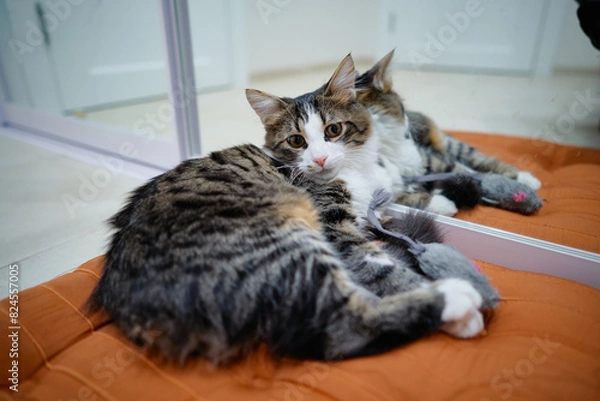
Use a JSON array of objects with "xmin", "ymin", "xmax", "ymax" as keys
[
  {"xmin": 448, "ymin": 132, "xmax": 600, "ymax": 253},
  {"xmin": 2, "ymin": 255, "xmax": 599, "ymax": 400}
]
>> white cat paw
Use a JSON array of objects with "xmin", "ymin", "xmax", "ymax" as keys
[
  {"xmin": 437, "ymin": 279, "xmax": 484, "ymax": 338},
  {"xmin": 517, "ymin": 171, "xmax": 541, "ymax": 190},
  {"xmin": 426, "ymin": 195, "xmax": 458, "ymax": 216}
]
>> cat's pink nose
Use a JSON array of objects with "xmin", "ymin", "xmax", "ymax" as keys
[{"xmin": 313, "ymin": 156, "xmax": 328, "ymax": 168}]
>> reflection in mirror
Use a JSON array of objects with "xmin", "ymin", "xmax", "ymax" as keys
[
  {"xmin": 0, "ymin": 0, "xmax": 233, "ymax": 147},
  {"xmin": 0, "ymin": 0, "xmax": 237, "ymax": 167},
  {"xmin": 1, "ymin": 1, "xmax": 175, "ymax": 134},
  {"xmin": 194, "ymin": 0, "xmax": 597, "ymax": 253}
]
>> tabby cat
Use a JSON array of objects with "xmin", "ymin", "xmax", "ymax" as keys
[
  {"xmin": 355, "ymin": 50, "xmax": 542, "ymax": 216},
  {"xmin": 88, "ymin": 55, "xmax": 487, "ymax": 366}
]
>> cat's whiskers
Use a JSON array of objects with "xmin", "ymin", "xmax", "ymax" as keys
[
  {"xmin": 275, "ymin": 163, "xmax": 293, "ymax": 171},
  {"xmin": 283, "ymin": 165, "xmax": 306, "ymax": 185},
  {"xmin": 275, "ymin": 163, "xmax": 302, "ymax": 182}
]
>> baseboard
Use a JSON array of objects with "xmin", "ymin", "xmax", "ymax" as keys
[{"xmin": 0, "ymin": 126, "xmax": 164, "ymax": 181}]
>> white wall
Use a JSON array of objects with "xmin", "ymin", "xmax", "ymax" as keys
[
  {"xmin": 554, "ymin": 1, "xmax": 600, "ymax": 71},
  {"xmin": 245, "ymin": 0, "xmax": 379, "ymax": 75},
  {"xmin": 380, "ymin": 0, "xmax": 548, "ymax": 74},
  {"xmin": 244, "ymin": 0, "xmax": 599, "ymax": 76}
]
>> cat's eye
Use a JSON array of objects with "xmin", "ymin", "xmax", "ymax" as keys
[
  {"xmin": 325, "ymin": 123, "xmax": 343, "ymax": 138},
  {"xmin": 287, "ymin": 135, "xmax": 306, "ymax": 148}
]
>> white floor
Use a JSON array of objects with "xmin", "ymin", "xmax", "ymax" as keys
[
  {"xmin": 1, "ymin": 66, "xmax": 599, "ymax": 296},
  {"xmin": 88, "ymin": 65, "xmax": 600, "ymax": 153}
]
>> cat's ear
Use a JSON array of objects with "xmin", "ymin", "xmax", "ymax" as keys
[
  {"xmin": 324, "ymin": 54, "xmax": 356, "ymax": 103},
  {"xmin": 373, "ymin": 49, "xmax": 394, "ymax": 92},
  {"xmin": 360, "ymin": 49, "xmax": 395, "ymax": 92},
  {"xmin": 246, "ymin": 89, "xmax": 287, "ymax": 126}
]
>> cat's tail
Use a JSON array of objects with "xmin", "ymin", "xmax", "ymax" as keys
[{"xmin": 366, "ymin": 193, "xmax": 443, "ymax": 247}]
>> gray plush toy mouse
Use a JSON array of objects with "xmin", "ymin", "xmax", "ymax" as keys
[
  {"xmin": 478, "ymin": 173, "xmax": 543, "ymax": 214},
  {"xmin": 368, "ymin": 189, "xmax": 500, "ymax": 309},
  {"xmin": 406, "ymin": 172, "xmax": 544, "ymax": 215}
]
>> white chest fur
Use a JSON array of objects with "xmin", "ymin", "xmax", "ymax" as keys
[
  {"xmin": 336, "ymin": 133, "xmax": 393, "ymax": 219},
  {"xmin": 371, "ymin": 113, "xmax": 424, "ymax": 195},
  {"xmin": 299, "ymin": 110, "xmax": 422, "ymax": 219}
]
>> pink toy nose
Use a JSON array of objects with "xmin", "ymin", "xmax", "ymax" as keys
[
  {"xmin": 313, "ymin": 156, "xmax": 328, "ymax": 168},
  {"xmin": 513, "ymin": 191, "xmax": 527, "ymax": 203}
]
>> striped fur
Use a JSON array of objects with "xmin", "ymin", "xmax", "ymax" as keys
[
  {"xmin": 88, "ymin": 144, "xmax": 477, "ymax": 364},
  {"xmin": 89, "ymin": 56, "xmax": 486, "ymax": 365},
  {"xmin": 407, "ymin": 110, "xmax": 519, "ymax": 177},
  {"xmin": 356, "ymin": 50, "xmax": 539, "ymax": 214}
]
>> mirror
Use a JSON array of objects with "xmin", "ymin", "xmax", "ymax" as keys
[{"xmin": 1, "ymin": 0, "xmax": 598, "ymax": 254}]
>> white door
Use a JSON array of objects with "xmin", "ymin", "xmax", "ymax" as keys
[
  {"xmin": 0, "ymin": 0, "xmax": 209, "ymax": 170},
  {"xmin": 3, "ymin": 0, "xmax": 232, "ymax": 113},
  {"xmin": 380, "ymin": 0, "xmax": 548, "ymax": 73}
]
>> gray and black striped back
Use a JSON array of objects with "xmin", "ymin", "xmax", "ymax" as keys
[{"xmin": 90, "ymin": 144, "xmax": 340, "ymax": 363}]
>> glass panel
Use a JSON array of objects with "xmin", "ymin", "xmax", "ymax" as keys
[
  {"xmin": 187, "ymin": 0, "xmax": 599, "ymax": 252},
  {"xmin": 0, "ymin": 0, "xmax": 180, "ymax": 168}
]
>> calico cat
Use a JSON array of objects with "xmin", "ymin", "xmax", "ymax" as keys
[
  {"xmin": 88, "ymin": 55, "xmax": 488, "ymax": 366},
  {"xmin": 246, "ymin": 55, "xmax": 392, "ymax": 220},
  {"xmin": 355, "ymin": 50, "xmax": 542, "ymax": 215}
]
